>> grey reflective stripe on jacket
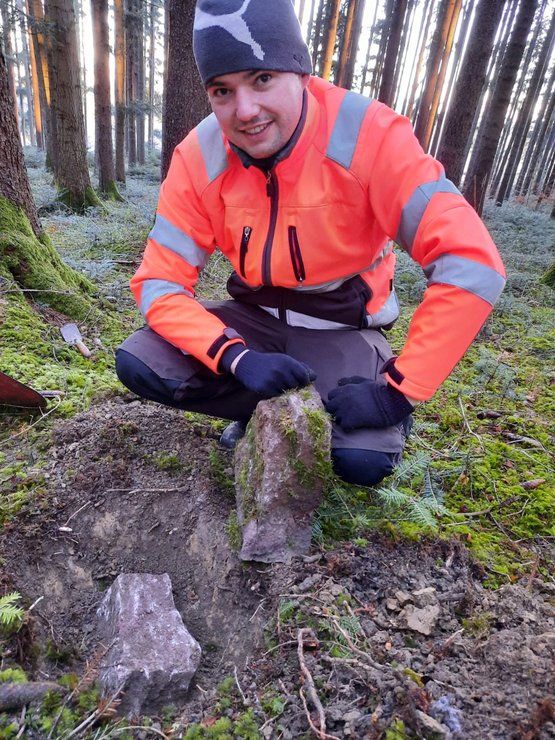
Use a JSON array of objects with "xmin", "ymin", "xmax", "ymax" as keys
[
  {"xmin": 140, "ymin": 279, "xmax": 193, "ymax": 317},
  {"xmin": 149, "ymin": 215, "xmax": 210, "ymax": 270},
  {"xmin": 326, "ymin": 92, "xmax": 373, "ymax": 169},
  {"xmin": 196, "ymin": 113, "xmax": 229, "ymax": 183},
  {"xmin": 395, "ymin": 173, "xmax": 461, "ymax": 255},
  {"xmin": 424, "ymin": 254, "xmax": 506, "ymax": 306}
]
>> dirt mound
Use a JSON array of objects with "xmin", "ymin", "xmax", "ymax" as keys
[{"xmin": 2, "ymin": 398, "xmax": 554, "ymax": 738}]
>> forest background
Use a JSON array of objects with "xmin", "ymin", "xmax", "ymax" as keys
[{"xmin": 0, "ymin": 0, "xmax": 554, "ymax": 736}]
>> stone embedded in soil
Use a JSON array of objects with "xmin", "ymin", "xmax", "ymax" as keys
[
  {"xmin": 234, "ymin": 387, "xmax": 331, "ymax": 563},
  {"xmin": 399, "ymin": 603, "xmax": 441, "ymax": 635},
  {"xmin": 412, "ymin": 586, "xmax": 439, "ymax": 607},
  {"xmin": 96, "ymin": 573, "xmax": 201, "ymax": 716},
  {"xmin": 415, "ymin": 710, "xmax": 449, "ymax": 737}
]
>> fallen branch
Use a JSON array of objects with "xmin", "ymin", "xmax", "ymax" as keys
[{"xmin": 297, "ymin": 628, "xmax": 338, "ymax": 740}]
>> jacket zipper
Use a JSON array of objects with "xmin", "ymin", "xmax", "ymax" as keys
[
  {"xmin": 261, "ymin": 170, "xmax": 279, "ymax": 285},
  {"xmin": 288, "ymin": 226, "xmax": 306, "ymax": 284},
  {"xmin": 239, "ymin": 226, "xmax": 252, "ymax": 278}
]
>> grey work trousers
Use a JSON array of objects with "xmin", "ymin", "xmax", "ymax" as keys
[{"xmin": 116, "ymin": 300, "xmax": 406, "ymax": 457}]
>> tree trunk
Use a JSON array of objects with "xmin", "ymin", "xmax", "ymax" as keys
[
  {"xmin": 359, "ymin": 0, "xmax": 380, "ymax": 95},
  {"xmin": 0, "ymin": 47, "xmax": 92, "ymax": 317},
  {"xmin": 414, "ymin": 0, "xmax": 458, "ymax": 149},
  {"xmin": 378, "ymin": 0, "xmax": 407, "ymax": 106},
  {"xmin": 16, "ymin": 0, "xmax": 37, "ymax": 147},
  {"xmin": 91, "ymin": 0, "xmax": 122, "ymax": 199},
  {"xmin": 437, "ymin": 0, "xmax": 506, "ymax": 185},
  {"xmin": 0, "ymin": 0, "xmax": 19, "ymax": 128},
  {"xmin": 147, "ymin": 0, "xmax": 156, "ymax": 152},
  {"xmin": 336, "ymin": 0, "xmax": 357, "ymax": 89},
  {"xmin": 44, "ymin": 0, "xmax": 101, "ymax": 211},
  {"xmin": 24, "ymin": 0, "xmax": 43, "ymax": 149},
  {"xmin": 321, "ymin": 0, "xmax": 341, "ymax": 81},
  {"xmin": 371, "ymin": 0, "xmax": 394, "ymax": 98},
  {"xmin": 161, "ymin": 0, "xmax": 210, "ymax": 181},
  {"xmin": 517, "ymin": 62, "xmax": 555, "ymax": 196},
  {"xmin": 311, "ymin": 0, "xmax": 325, "ymax": 74},
  {"xmin": 114, "ymin": 0, "xmax": 126, "ymax": 181},
  {"xmin": 26, "ymin": 0, "xmax": 54, "ymax": 167},
  {"xmin": 494, "ymin": 8, "xmax": 555, "ymax": 204},
  {"xmin": 405, "ymin": 0, "xmax": 436, "ymax": 120},
  {"xmin": 463, "ymin": 0, "xmax": 538, "ymax": 214},
  {"xmin": 126, "ymin": 0, "xmax": 138, "ymax": 167},
  {"xmin": 136, "ymin": 0, "xmax": 145, "ymax": 164}
]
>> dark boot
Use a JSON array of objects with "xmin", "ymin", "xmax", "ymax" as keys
[{"xmin": 219, "ymin": 420, "xmax": 248, "ymax": 449}]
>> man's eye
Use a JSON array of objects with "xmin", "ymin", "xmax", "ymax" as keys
[
  {"xmin": 257, "ymin": 73, "xmax": 272, "ymax": 84},
  {"xmin": 213, "ymin": 88, "xmax": 229, "ymax": 98}
]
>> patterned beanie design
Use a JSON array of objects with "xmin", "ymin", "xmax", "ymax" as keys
[{"xmin": 193, "ymin": 0, "xmax": 312, "ymax": 84}]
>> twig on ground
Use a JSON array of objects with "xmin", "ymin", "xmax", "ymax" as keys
[
  {"xmin": 234, "ymin": 664, "xmax": 248, "ymax": 706},
  {"xmin": 63, "ymin": 682, "xmax": 124, "ymax": 738},
  {"xmin": 0, "ymin": 397, "xmax": 62, "ymax": 449},
  {"xmin": 297, "ymin": 628, "xmax": 337, "ymax": 740},
  {"xmin": 63, "ymin": 500, "xmax": 92, "ymax": 527},
  {"xmin": 458, "ymin": 396, "xmax": 485, "ymax": 450},
  {"xmin": 105, "ymin": 487, "xmax": 189, "ymax": 495},
  {"xmin": 299, "ymin": 687, "xmax": 339, "ymax": 740},
  {"xmin": 108, "ymin": 725, "xmax": 170, "ymax": 738}
]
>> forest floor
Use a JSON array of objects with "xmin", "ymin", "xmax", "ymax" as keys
[{"xmin": 0, "ymin": 154, "xmax": 554, "ymax": 739}]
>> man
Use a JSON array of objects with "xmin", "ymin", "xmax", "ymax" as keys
[{"xmin": 116, "ymin": 0, "xmax": 506, "ymax": 487}]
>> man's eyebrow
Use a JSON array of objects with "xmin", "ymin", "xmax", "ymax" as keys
[{"xmin": 206, "ymin": 70, "xmax": 265, "ymax": 88}]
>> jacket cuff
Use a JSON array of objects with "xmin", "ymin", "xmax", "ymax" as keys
[
  {"xmin": 206, "ymin": 328, "xmax": 246, "ymax": 373},
  {"xmin": 219, "ymin": 343, "xmax": 248, "ymax": 373}
]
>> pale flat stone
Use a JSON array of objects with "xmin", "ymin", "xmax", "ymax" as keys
[
  {"xmin": 400, "ymin": 603, "xmax": 441, "ymax": 636},
  {"xmin": 97, "ymin": 573, "xmax": 201, "ymax": 716}
]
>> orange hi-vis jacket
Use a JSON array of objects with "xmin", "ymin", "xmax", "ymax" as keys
[{"xmin": 131, "ymin": 76, "xmax": 506, "ymax": 401}]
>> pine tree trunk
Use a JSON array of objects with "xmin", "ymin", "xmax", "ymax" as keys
[
  {"xmin": 414, "ymin": 0, "xmax": 457, "ymax": 148},
  {"xmin": 161, "ymin": 0, "xmax": 210, "ymax": 181},
  {"xmin": 0, "ymin": 0, "xmax": 20, "ymax": 128},
  {"xmin": 462, "ymin": 0, "xmax": 538, "ymax": 214},
  {"xmin": 27, "ymin": 0, "xmax": 54, "ymax": 167},
  {"xmin": 147, "ymin": 0, "xmax": 156, "ymax": 152},
  {"xmin": 91, "ymin": 0, "xmax": 121, "ymax": 199},
  {"xmin": 321, "ymin": 0, "xmax": 341, "ymax": 81},
  {"xmin": 44, "ymin": 0, "xmax": 101, "ymax": 211},
  {"xmin": 23, "ymin": 0, "xmax": 43, "ymax": 149},
  {"xmin": 437, "ymin": 0, "xmax": 506, "ymax": 185},
  {"xmin": 405, "ymin": 0, "xmax": 436, "ymax": 120},
  {"xmin": 114, "ymin": 0, "xmax": 126, "ymax": 181},
  {"xmin": 517, "ymin": 62, "xmax": 555, "ymax": 196},
  {"xmin": 494, "ymin": 8, "xmax": 555, "ymax": 204},
  {"xmin": 378, "ymin": 0, "xmax": 407, "ymax": 106},
  {"xmin": 371, "ymin": 0, "xmax": 394, "ymax": 98},
  {"xmin": 135, "ymin": 0, "xmax": 145, "ymax": 164},
  {"xmin": 0, "ymin": 46, "xmax": 92, "ymax": 317},
  {"xmin": 16, "ymin": 0, "xmax": 37, "ymax": 147},
  {"xmin": 360, "ymin": 0, "xmax": 380, "ymax": 95},
  {"xmin": 311, "ymin": 0, "xmax": 325, "ymax": 74},
  {"xmin": 336, "ymin": 0, "xmax": 357, "ymax": 89},
  {"xmin": 126, "ymin": 0, "xmax": 137, "ymax": 167}
]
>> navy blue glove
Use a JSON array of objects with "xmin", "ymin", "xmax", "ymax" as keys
[
  {"xmin": 326, "ymin": 376, "xmax": 413, "ymax": 430},
  {"xmin": 220, "ymin": 345, "xmax": 316, "ymax": 398}
]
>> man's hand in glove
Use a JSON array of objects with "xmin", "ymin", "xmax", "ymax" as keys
[
  {"xmin": 220, "ymin": 345, "xmax": 316, "ymax": 398},
  {"xmin": 325, "ymin": 376, "xmax": 414, "ymax": 431}
]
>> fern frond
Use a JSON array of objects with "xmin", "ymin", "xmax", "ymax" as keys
[
  {"xmin": 408, "ymin": 499, "xmax": 440, "ymax": 529},
  {"xmin": 0, "ymin": 592, "xmax": 24, "ymax": 628},
  {"xmin": 376, "ymin": 485, "xmax": 411, "ymax": 507}
]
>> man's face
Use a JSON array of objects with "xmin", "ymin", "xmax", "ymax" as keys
[{"xmin": 207, "ymin": 70, "xmax": 309, "ymax": 159}]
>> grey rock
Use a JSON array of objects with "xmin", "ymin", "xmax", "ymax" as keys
[
  {"xmin": 399, "ymin": 603, "xmax": 441, "ymax": 636},
  {"xmin": 412, "ymin": 586, "xmax": 439, "ymax": 607},
  {"xmin": 386, "ymin": 598, "xmax": 400, "ymax": 611},
  {"xmin": 395, "ymin": 589, "xmax": 412, "ymax": 606},
  {"xmin": 97, "ymin": 573, "xmax": 201, "ymax": 716},
  {"xmin": 415, "ymin": 710, "xmax": 449, "ymax": 737},
  {"xmin": 234, "ymin": 388, "xmax": 331, "ymax": 563}
]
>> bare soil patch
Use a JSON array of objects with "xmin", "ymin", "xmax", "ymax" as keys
[{"xmin": 1, "ymin": 398, "xmax": 554, "ymax": 738}]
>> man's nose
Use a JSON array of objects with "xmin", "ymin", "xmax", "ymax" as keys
[{"xmin": 235, "ymin": 90, "xmax": 260, "ymax": 121}]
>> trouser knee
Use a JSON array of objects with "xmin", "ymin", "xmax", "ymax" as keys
[
  {"xmin": 332, "ymin": 447, "xmax": 396, "ymax": 487},
  {"xmin": 115, "ymin": 349, "xmax": 181, "ymax": 406}
]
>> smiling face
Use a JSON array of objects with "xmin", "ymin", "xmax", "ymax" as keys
[{"xmin": 206, "ymin": 70, "xmax": 309, "ymax": 159}]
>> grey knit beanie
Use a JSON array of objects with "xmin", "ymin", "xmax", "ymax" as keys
[{"xmin": 193, "ymin": 0, "xmax": 312, "ymax": 84}]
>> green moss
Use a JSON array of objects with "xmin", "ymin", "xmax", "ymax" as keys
[
  {"xmin": 225, "ymin": 509, "xmax": 241, "ymax": 551},
  {"xmin": 101, "ymin": 180, "xmax": 125, "ymax": 202},
  {"xmin": 0, "ymin": 197, "xmax": 94, "ymax": 319},
  {"xmin": 462, "ymin": 611, "xmax": 495, "ymax": 639},
  {"xmin": 55, "ymin": 184, "xmax": 104, "ymax": 213},
  {"xmin": 0, "ymin": 668, "xmax": 27, "ymax": 683}
]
